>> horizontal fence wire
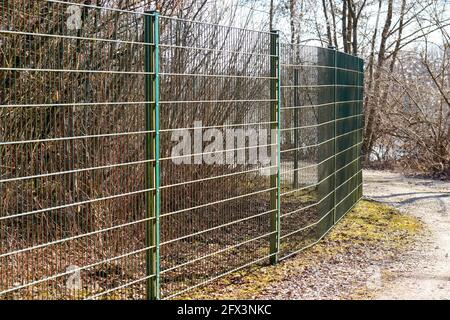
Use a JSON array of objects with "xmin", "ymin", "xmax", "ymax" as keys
[{"xmin": 0, "ymin": 1, "xmax": 364, "ymax": 300}]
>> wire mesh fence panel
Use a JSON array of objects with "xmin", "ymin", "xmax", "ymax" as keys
[
  {"xmin": 0, "ymin": 1, "xmax": 157, "ymax": 300},
  {"xmin": 157, "ymin": 15, "xmax": 278, "ymax": 299},
  {"xmin": 1, "ymin": 1, "xmax": 364, "ymax": 300}
]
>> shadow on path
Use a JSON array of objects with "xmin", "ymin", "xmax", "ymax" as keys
[{"xmin": 368, "ymin": 192, "xmax": 450, "ymax": 217}]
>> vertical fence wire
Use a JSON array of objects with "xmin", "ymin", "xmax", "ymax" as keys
[{"xmin": 0, "ymin": 1, "xmax": 364, "ymax": 300}]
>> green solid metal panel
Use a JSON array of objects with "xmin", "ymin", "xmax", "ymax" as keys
[
  {"xmin": 334, "ymin": 52, "xmax": 363, "ymax": 221},
  {"xmin": 316, "ymin": 47, "xmax": 336, "ymax": 237}
]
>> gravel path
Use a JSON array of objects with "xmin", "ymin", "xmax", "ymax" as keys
[
  {"xmin": 254, "ymin": 169, "xmax": 450, "ymax": 300},
  {"xmin": 363, "ymin": 170, "xmax": 450, "ymax": 300}
]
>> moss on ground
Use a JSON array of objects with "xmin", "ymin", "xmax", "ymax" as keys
[
  {"xmin": 328, "ymin": 200, "xmax": 422, "ymax": 247},
  {"xmin": 177, "ymin": 200, "xmax": 424, "ymax": 300}
]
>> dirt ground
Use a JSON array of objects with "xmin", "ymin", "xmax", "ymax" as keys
[
  {"xmin": 181, "ymin": 169, "xmax": 450, "ymax": 300},
  {"xmin": 363, "ymin": 170, "xmax": 450, "ymax": 300},
  {"xmin": 259, "ymin": 170, "xmax": 450, "ymax": 300}
]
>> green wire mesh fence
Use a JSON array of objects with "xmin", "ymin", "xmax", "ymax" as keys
[{"xmin": 0, "ymin": 1, "xmax": 363, "ymax": 300}]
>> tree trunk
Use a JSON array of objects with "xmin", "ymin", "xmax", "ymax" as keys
[{"xmin": 363, "ymin": 0, "xmax": 393, "ymax": 162}]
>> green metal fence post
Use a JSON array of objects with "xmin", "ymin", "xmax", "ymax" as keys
[
  {"xmin": 269, "ymin": 30, "xmax": 281, "ymax": 265},
  {"xmin": 293, "ymin": 69, "xmax": 299, "ymax": 189},
  {"xmin": 358, "ymin": 58, "xmax": 364, "ymax": 199},
  {"xmin": 144, "ymin": 10, "xmax": 160, "ymax": 300},
  {"xmin": 333, "ymin": 47, "xmax": 338, "ymax": 224}
]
